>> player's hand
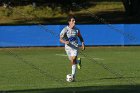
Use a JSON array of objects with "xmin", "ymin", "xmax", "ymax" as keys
[
  {"xmin": 81, "ymin": 42, "xmax": 85, "ymax": 51},
  {"xmin": 65, "ymin": 41, "xmax": 70, "ymax": 45}
]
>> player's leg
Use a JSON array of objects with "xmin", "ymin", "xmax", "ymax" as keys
[
  {"xmin": 65, "ymin": 48, "xmax": 78, "ymax": 81},
  {"xmin": 74, "ymin": 49, "xmax": 81, "ymax": 69},
  {"xmin": 65, "ymin": 48, "xmax": 76, "ymax": 78},
  {"xmin": 77, "ymin": 57, "xmax": 81, "ymax": 69},
  {"xmin": 70, "ymin": 56, "xmax": 77, "ymax": 80},
  {"xmin": 70, "ymin": 48, "xmax": 79, "ymax": 80},
  {"xmin": 65, "ymin": 48, "xmax": 71, "ymax": 61}
]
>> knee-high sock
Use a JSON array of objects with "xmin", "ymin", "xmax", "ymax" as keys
[{"xmin": 72, "ymin": 64, "xmax": 76, "ymax": 77}]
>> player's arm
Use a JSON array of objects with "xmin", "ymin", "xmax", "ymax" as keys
[
  {"xmin": 78, "ymin": 31, "xmax": 85, "ymax": 50},
  {"xmin": 60, "ymin": 36, "xmax": 69, "ymax": 45},
  {"xmin": 60, "ymin": 29, "xmax": 69, "ymax": 45}
]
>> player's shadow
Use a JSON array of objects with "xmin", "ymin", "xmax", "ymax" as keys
[{"xmin": 6, "ymin": 85, "xmax": 140, "ymax": 93}]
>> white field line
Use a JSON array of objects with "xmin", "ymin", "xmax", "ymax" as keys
[{"xmin": 55, "ymin": 54, "xmax": 104, "ymax": 60}]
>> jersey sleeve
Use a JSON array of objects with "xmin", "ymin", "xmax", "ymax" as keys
[
  {"xmin": 60, "ymin": 27, "xmax": 67, "ymax": 38},
  {"xmin": 77, "ymin": 29, "xmax": 81, "ymax": 37}
]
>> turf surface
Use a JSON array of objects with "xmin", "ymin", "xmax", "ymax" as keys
[{"xmin": 0, "ymin": 47, "xmax": 140, "ymax": 93}]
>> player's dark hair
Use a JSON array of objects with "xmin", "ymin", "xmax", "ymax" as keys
[{"xmin": 67, "ymin": 15, "xmax": 76, "ymax": 22}]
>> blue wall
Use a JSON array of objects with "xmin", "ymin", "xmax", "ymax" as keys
[{"xmin": 0, "ymin": 24, "xmax": 140, "ymax": 47}]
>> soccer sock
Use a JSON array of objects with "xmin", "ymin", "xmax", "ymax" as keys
[{"xmin": 72, "ymin": 64, "xmax": 76, "ymax": 78}]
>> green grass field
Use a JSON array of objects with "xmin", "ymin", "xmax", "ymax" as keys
[{"xmin": 0, "ymin": 47, "xmax": 140, "ymax": 93}]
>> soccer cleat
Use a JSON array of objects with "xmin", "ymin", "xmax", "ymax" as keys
[
  {"xmin": 72, "ymin": 79, "xmax": 76, "ymax": 82},
  {"xmin": 77, "ymin": 57, "xmax": 81, "ymax": 69}
]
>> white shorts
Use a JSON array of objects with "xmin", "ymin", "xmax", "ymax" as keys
[{"xmin": 65, "ymin": 46, "xmax": 78, "ymax": 60}]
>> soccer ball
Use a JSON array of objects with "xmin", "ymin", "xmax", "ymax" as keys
[{"xmin": 66, "ymin": 74, "xmax": 74, "ymax": 82}]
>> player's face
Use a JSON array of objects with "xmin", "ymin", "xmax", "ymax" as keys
[{"xmin": 68, "ymin": 18, "xmax": 75, "ymax": 28}]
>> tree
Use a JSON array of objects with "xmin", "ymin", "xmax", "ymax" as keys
[
  {"xmin": 0, "ymin": 0, "xmax": 86, "ymax": 13},
  {"xmin": 122, "ymin": 0, "xmax": 140, "ymax": 15}
]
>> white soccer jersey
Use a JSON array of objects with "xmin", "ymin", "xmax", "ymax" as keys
[{"xmin": 60, "ymin": 26, "xmax": 80, "ymax": 49}]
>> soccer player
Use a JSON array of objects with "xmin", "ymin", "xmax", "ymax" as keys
[{"xmin": 60, "ymin": 16, "xmax": 85, "ymax": 81}]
